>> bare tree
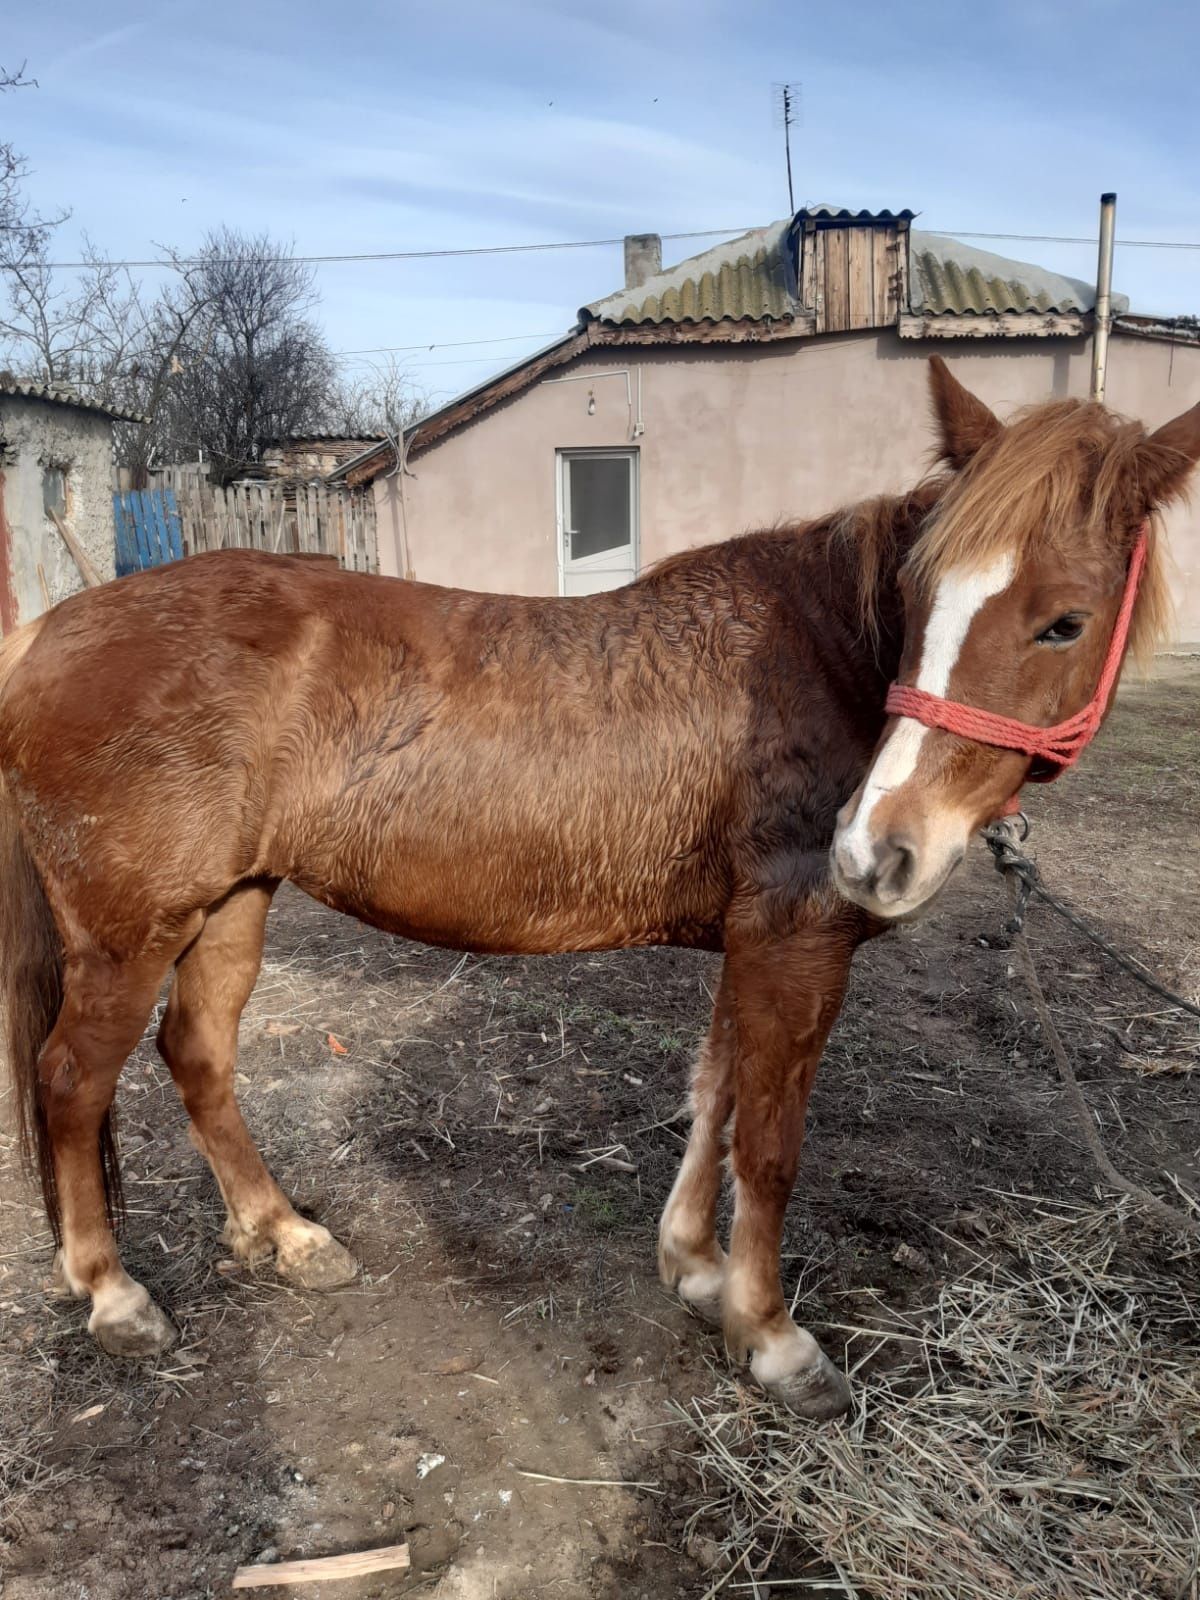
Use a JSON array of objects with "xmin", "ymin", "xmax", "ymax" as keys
[
  {"xmin": 326, "ymin": 354, "xmax": 428, "ymax": 438},
  {"xmin": 0, "ymin": 118, "xmax": 422, "ymax": 478},
  {"xmin": 0, "ymin": 63, "xmax": 67, "ymax": 278},
  {"xmin": 0, "ymin": 230, "xmax": 214, "ymax": 474},
  {"xmin": 0, "ymin": 64, "xmax": 209, "ymax": 448},
  {"xmin": 0, "ymin": 228, "xmax": 106, "ymax": 383},
  {"xmin": 150, "ymin": 229, "xmax": 338, "ymax": 476}
]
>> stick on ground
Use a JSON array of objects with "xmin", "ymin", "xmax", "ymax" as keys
[{"xmin": 231, "ymin": 1543, "xmax": 410, "ymax": 1589}]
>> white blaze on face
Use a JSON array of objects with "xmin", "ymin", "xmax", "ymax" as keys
[{"xmin": 837, "ymin": 550, "xmax": 1016, "ymax": 880}]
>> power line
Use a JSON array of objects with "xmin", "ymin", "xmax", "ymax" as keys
[
  {"xmin": 332, "ymin": 330, "xmax": 560, "ymax": 358},
  {"xmin": 18, "ymin": 225, "xmax": 1200, "ymax": 275},
  {"xmin": 15, "ymin": 228, "xmax": 754, "ymax": 273},
  {"xmin": 937, "ymin": 229, "xmax": 1200, "ymax": 251},
  {"xmin": 394, "ymin": 352, "xmax": 548, "ymax": 370}
]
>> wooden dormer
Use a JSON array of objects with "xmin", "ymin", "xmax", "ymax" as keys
[{"xmin": 795, "ymin": 206, "xmax": 913, "ymax": 334}]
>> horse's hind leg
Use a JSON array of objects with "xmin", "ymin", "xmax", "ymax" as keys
[
  {"xmin": 658, "ymin": 964, "xmax": 735, "ymax": 1323},
  {"xmin": 45, "ymin": 946, "xmax": 186, "ymax": 1356},
  {"xmin": 156, "ymin": 883, "xmax": 357, "ymax": 1290}
]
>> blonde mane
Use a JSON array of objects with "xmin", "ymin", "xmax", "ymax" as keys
[{"xmin": 905, "ymin": 399, "xmax": 1173, "ymax": 670}]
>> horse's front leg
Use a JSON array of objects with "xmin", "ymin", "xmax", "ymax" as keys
[{"xmin": 722, "ymin": 912, "xmax": 862, "ymax": 1419}]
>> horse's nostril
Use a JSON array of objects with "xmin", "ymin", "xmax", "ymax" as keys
[{"xmin": 877, "ymin": 835, "xmax": 917, "ymax": 898}]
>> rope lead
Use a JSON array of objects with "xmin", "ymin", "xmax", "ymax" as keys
[{"xmin": 981, "ymin": 813, "xmax": 1200, "ymax": 1239}]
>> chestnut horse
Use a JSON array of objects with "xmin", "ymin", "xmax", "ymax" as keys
[{"xmin": 2, "ymin": 360, "xmax": 1197, "ymax": 1420}]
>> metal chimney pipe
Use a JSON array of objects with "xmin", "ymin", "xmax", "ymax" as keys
[{"xmin": 1090, "ymin": 192, "xmax": 1117, "ymax": 403}]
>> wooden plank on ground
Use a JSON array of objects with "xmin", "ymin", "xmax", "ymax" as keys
[{"xmin": 231, "ymin": 1543, "xmax": 410, "ymax": 1589}]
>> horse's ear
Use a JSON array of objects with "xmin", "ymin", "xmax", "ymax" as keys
[
  {"xmin": 927, "ymin": 356, "xmax": 1002, "ymax": 469},
  {"xmin": 1136, "ymin": 399, "xmax": 1200, "ymax": 511}
]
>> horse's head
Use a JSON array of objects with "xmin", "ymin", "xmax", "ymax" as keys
[{"xmin": 833, "ymin": 356, "xmax": 1200, "ymax": 921}]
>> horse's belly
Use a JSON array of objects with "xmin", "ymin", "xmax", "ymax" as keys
[
  {"xmin": 334, "ymin": 899, "xmax": 715, "ymax": 956},
  {"xmin": 297, "ymin": 825, "xmax": 725, "ymax": 955},
  {"xmin": 275, "ymin": 718, "xmax": 731, "ymax": 952}
]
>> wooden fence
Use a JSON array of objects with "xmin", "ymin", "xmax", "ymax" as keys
[
  {"xmin": 112, "ymin": 469, "xmax": 378, "ymax": 573},
  {"xmin": 113, "ymin": 488, "xmax": 184, "ymax": 576}
]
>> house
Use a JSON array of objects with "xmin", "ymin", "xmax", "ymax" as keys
[
  {"xmin": 0, "ymin": 378, "xmax": 143, "ymax": 633},
  {"xmin": 332, "ymin": 208, "xmax": 1200, "ymax": 643}
]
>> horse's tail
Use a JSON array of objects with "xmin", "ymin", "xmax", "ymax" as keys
[{"xmin": 0, "ymin": 620, "xmax": 77, "ymax": 1242}]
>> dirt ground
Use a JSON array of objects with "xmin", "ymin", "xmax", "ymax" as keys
[{"xmin": 1, "ymin": 662, "xmax": 1197, "ymax": 1600}]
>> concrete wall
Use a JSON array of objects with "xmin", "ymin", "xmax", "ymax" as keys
[
  {"xmin": 376, "ymin": 329, "xmax": 1200, "ymax": 645},
  {"xmin": 0, "ymin": 394, "xmax": 117, "ymax": 632}
]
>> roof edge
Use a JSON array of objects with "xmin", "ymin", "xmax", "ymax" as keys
[
  {"xmin": 332, "ymin": 329, "xmax": 591, "ymax": 485},
  {"xmin": 331, "ymin": 316, "xmax": 828, "ymax": 485},
  {"xmin": 0, "ymin": 376, "xmax": 148, "ymax": 425},
  {"xmin": 1114, "ymin": 313, "xmax": 1200, "ymax": 346}
]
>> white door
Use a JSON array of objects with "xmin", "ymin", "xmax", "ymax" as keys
[{"xmin": 558, "ymin": 450, "xmax": 638, "ymax": 596}]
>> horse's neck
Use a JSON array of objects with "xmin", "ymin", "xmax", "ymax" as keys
[{"xmin": 789, "ymin": 488, "xmax": 929, "ymax": 685}]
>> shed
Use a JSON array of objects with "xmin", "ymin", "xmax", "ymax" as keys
[
  {"xmin": 0, "ymin": 379, "xmax": 143, "ymax": 633},
  {"xmin": 257, "ymin": 434, "xmax": 386, "ymax": 483}
]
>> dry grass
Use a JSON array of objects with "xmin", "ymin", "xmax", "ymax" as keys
[{"xmin": 679, "ymin": 1200, "xmax": 1200, "ymax": 1600}]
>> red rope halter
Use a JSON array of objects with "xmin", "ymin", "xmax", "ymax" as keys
[{"xmin": 884, "ymin": 524, "xmax": 1149, "ymax": 808}]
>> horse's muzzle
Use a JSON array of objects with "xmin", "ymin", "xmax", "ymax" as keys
[
  {"xmin": 833, "ymin": 832, "xmax": 917, "ymax": 906},
  {"xmin": 831, "ymin": 826, "xmax": 965, "ymax": 920}
]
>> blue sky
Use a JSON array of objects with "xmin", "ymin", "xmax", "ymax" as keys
[{"xmin": 5, "ymin": 0, "xmax": 1199, "ymax": 403}]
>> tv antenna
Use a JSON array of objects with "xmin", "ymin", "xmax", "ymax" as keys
[{"xmin": 773, "ymin": 82, "xmax": 801, "ymax": 213}]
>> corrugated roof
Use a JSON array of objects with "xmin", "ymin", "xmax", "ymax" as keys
[
  {"xmin": 0, "ymin": 375, "xmax": 148, "ymax": 424},
  {"xmin": 585, "ymin": 216, "xmax": 1118, "ymax": 330},
  {"xmin": 263, "ymin": 432, "xmax": 385, "ymax": 446},
  {"xmin": 909, "ymin": 231, "xmax": 1129, "ymax": 317},
  {"xmin": 800, "ymin": 204, "xmax": 916, "ymax": 223},
  {"xmin": 584, "ymin": 222, "xmax": 798, "ymax": 327}
]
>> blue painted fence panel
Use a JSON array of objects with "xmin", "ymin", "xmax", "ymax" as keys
[{"xmin": 113, "ymin": 489, "xmax": 184, "ymax": 576}]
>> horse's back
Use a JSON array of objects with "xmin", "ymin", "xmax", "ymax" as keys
[{"xmin": 0, "ymin": 550, "xmax": 744, "ymax": 951}]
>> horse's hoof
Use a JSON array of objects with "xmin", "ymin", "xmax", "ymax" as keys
[
  {"xmin": 276, "ymin": 1226, "xmax": 358, "ymax": 1290},
  {"xmin": 758, "ymin": 1350, "xmax": 852, "ymax": 1421},
  {"xmin": 90, "ymin": 1290, "xmax": 177, "ymax": 1359}
]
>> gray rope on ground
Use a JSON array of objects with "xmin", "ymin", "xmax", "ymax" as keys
[
  {"xmin": 983, "ymin": 821, "xmax": 1200, "ymax": 1239},
  {"xmin": 1008, "ymin": 903, "xmax": 1200, "ymax": 1240}
]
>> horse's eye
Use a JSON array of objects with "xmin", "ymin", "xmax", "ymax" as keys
[{"xmin": 1036, "ymin": 615, "xmax": 1086, "ymax": 645}]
